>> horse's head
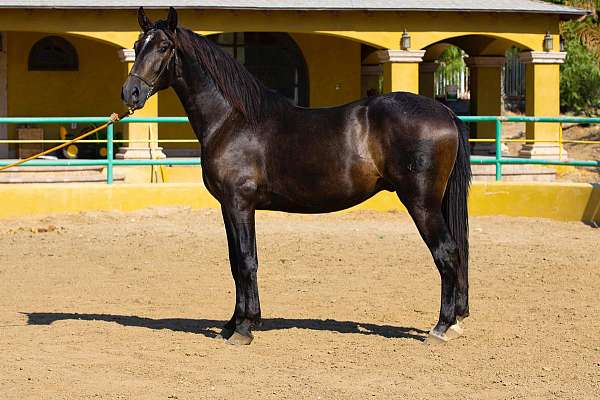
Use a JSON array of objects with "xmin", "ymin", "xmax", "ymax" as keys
[{"xmin": 121, "ymin": 7, "xmax": 179, "ymax": 110}]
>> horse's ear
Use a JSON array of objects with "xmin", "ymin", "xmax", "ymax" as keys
[
  {"xmin": 138, "ymin": 7, "xmax": 152, "ymax": 32},
  {"xmin": 167, "ymin": 7, "xmax": 178, "ymax": 32}
]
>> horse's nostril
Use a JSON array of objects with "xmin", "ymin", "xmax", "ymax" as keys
[{"xmin": 132, "ymin": 87, "xmax": 140, "ymax": 102}]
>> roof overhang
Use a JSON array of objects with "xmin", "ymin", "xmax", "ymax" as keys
[{"xmin": 0, "ymin": 2, "xmax": 590, "ymax": 21}]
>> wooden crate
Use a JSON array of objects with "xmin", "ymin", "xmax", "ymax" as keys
[{"xmin": 17, "ymin": 128, "xmax": 44, "ymax": 159}]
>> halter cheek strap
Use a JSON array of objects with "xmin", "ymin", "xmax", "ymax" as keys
[{"xmin": 129, "ymin": 46, "xmax": 177, "ymax": 95}]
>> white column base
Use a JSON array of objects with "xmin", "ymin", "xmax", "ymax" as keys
[
  {"xmin": 115, "ymin": 146, "xmax": 167, "ymax": 160},
  {"xmin": 471, "ymin": 142, "xmax": 509, "ymax": 156},
  {"xmin": 518, "ymin": 144, "xmax": 568, "ymax": 160}
]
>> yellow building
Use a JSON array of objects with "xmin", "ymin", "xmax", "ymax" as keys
[{"xmin": 0, "ymin": 1, "xmax": 587, "ymax": 161}]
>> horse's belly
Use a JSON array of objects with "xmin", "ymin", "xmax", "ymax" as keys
[
  {"xmin": 262, "ymin": 141, "xmax": 388, "ymax": 213},
  {"xmin": 262, "ymin": 175, "xmax": 388, "ymax": 214}
]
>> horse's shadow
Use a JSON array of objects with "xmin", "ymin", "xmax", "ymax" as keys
[{"xmin": 24, "ymin": 312, "xmax": 427, "ymax": 342}]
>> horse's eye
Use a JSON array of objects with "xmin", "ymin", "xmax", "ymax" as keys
[{"xmin": 159, "ymin": 43, "xmax": 170, "ymax": 53}]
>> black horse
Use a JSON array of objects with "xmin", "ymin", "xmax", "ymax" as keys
[{"xmin": 122, "ymin": 7, "xmax": 471, "ymax": 345}]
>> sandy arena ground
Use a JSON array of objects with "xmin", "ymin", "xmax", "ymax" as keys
[{"xmin": 0, "ymin": 207, "xmax": 599, "ymax": 399}]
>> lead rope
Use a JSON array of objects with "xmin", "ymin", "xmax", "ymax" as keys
[{"xmin": 0, "ymin": 109, "xmax": 134, "ymax": 172}]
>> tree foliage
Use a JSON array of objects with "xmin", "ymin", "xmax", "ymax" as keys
[
  {"xmin": 546, "ymin": 0, "xmax": 600, "ymax": 114},
  {"xmin": 437, "ymin": 46, "xmax": 465, "ymax": 76},
  {"xmin": 560, "ymin": 34, "xmax": 600, "ymax": 115}
]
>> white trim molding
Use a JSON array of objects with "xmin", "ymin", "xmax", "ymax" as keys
[
  {"xmin": 375, "ymin": 49, "xmax": 426, "ymax": 64},
  {"xmin": 464, "ymin": 56, "xmax": 506, "ymax": 68},
  {"xmin": 519, "ymin": 51, "xmax": 567, "ymax": 64},
  {"xmin": 118, "ymin": 48, "xmax": 135, "ymax": 63}
]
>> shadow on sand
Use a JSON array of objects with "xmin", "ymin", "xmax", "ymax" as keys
[{"xmin": 24, "ymin": 312, "xmax": 427, "ymax": 342}]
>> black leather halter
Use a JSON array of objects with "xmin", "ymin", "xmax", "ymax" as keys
[
  {"xmin": 129, "ymin": 47, "xmax": 177, "ymax": 91},
  {"xmin": 129, "ymin": 45, "xmax": 177, "ymax": 97}
]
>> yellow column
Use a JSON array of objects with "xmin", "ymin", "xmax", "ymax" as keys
[
  {"xmin": 518, "ymin": 51, "xmax": 567, "ymax": 160},
  {"xmin": 116, "ymin": 48, "xmax": 165, "ymax": 160},
  {"xmin": 465, "ymin": 56, "xmax": 505, "ymax": 155},
  {"xmin": 419, "ymin": 61, "xmax": 437, "ymax": 99},
  {"xmin": 376, "ymin": 50, "xmax": 425, "ymax": 94}
]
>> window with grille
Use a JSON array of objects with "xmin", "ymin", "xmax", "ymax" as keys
[
  {"xmin": 28, "ymin": 36, "xmax": 78, "ymax": 71},
  {"xmin": 209, "ymin": 32, "xmax": 308, "ymax": 107}
]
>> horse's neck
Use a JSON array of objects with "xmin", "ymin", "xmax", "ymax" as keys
[{"xmin": 171, "ymin": 58, "xmax": 232, "ymax": 146}]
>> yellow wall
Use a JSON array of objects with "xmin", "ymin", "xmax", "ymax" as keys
[
  {"xmin": 0, "ymin": 9, "xmax": 558, "ymax": 51},
  {"xmin": 0, "ymin": 182, "xmax": 596, "ymax": 224},
  {"xmin": 291, "ymin": 33, "xmax": 361, "ymax": 107},
  {"xmin": 0, "ymin": 8, "xmax": 565, "ymax": 154},
  {"xmin": 6, "ymin": 32, "xmax": 125, "ymax": 142}
]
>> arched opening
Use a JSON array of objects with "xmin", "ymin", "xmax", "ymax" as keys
[
  {"xmin": 28, "ymin": 35, "xmax": 79, "ymax": 71},
  {"xmin": 207, "ymin": 32, "xmax": 309, "ymax": 107},
  {"xmin": 422, "ymin": 35, "xmax": 529, "ymax": 108},
  {"xmin": 420, "ymin": 35, "xmax": 531, "ymax": 156}
]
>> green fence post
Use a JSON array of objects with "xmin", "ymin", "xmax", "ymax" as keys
[
  {"xmin": 106, "ymin": 123, "xmax": 114, "ymax": 184},
  {"xmin": 495, "ymin": 118, "xmax": 502, "ymax": 181}
]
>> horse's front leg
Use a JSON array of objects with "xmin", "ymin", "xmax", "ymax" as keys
[
  {"xmin": 221, "ymin": 203, "xmax": 261, "ymax": 345},
  {"xmin": 216, "ymin": 207, "xmax": 241, "ymax": 340}
]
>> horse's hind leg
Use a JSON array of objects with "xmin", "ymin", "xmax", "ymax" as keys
[{"xmin": 396, "ymin": 188, "xmax": 462, "ymax": 343}]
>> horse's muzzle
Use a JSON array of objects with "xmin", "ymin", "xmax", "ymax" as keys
[{"xmin": 121, "ymin": 75, "xmax": 151, "ymax": 110}]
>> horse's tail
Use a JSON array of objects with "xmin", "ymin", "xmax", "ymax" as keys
[{"xmin": 442, "ymin": 114, "xmax": 472, "ymax": 306}]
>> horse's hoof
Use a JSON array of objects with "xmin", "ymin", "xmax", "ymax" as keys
[
  {"xmin": 446, "ymin": 321, "xmax": 464, "ymax": 339},
  {"xmin": 215, "ymin": 327, "xmax": 234, "ymax": 341},
  {"xmin": 425, "ymin": 331, "xmax": 449, "ymax": 344},
  {"xmin": 226, "ymin": 331, "xmax": 253, "ymax": 346}
]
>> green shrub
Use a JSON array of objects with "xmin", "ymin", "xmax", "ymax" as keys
[
  {"xmin": 560, "ymin": 36, "xmax": 600, "ymax": 115},
  {"xmin": 543, "ymin": 1, "xmax": 600, "ymax": 115}
]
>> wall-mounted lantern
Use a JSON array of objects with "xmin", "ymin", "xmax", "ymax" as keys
[
  {"xmin": 400, "ymin": 29, "xmax": 411, "ymax": 50},
  {"xmin": 543, "ymin": 32, "xmax": 553, "ymax": 52}
]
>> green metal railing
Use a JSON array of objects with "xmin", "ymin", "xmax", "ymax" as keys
[
  {"xmin": 0, "ymin": 115, "xmax": 598, "ymax": 183},
  {"xmin": 0, "ymin": 117, "xmax": 196, "ymax": 184},
  {"xmin": 463, "ymin": 116, "xmax": 600, "ymax": 181}
]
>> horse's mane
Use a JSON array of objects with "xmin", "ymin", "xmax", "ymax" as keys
[{"xmin": 176, "ymin": 27, "xmax": 283, "ymax": 125}]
